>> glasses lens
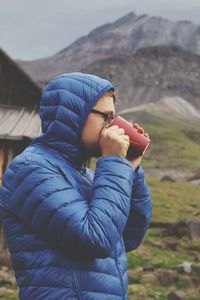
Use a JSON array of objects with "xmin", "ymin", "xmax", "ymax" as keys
[{"xmin": 105, "ymin": 112, "xmax": 114, "ymax": 124}]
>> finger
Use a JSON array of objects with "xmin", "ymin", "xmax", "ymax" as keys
[
  {"xmin": 121, "ymin": 135, "xmax": 130, "ymax": 141},
  {"xmin": 132, "ymin": 123, "xmax": 139, "ymax": 129},
  {"xmin": 116, "ymin": 128, "xmax": 125, "ymax": 135},
  {"xmin": 111, "ymin": 127, "xmax": 125, "ymax": 135},
  {"xmin": 137, "ymin": 127, "xmax": 144, "ymax": 134},
  {"xmin": 107, "ymin": 125, "xmax": 119, "ymax": 131},
  {"xmin": 123, "ymin": 141, "xmax": 130, "ymax": 150}
]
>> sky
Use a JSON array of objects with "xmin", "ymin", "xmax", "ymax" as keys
[{"xmin": 1, "ymin": 0, "xmax": 200, "ymax": 61}]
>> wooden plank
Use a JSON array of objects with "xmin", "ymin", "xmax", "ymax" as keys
[
  {"xmin": 6, "ymin": 144, "xmax": 14, "ymax": 169},
  {"xmin": 0, "ymin": 145, "xmax": 4, "ymax": 185}
]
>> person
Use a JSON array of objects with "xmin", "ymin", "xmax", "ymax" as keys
[{"xmin": 0, "ymin": 73, "xmax": 152, "ymax": 300}]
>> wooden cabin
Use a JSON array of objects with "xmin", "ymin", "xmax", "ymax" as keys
[{"xmin": 0, "ymin": 48, "xmax": 41, "ymax": 253}]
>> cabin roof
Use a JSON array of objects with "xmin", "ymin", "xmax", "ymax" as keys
[{"xmin": 0, "ymin": 104, "xmax": 40, "ymax": 140}]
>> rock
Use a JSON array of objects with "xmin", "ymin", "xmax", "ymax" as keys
[
  {"xmin": 161, "ymin": 220, "xmax": 200, "ymax": 240},
  {"xmin": 140, "ymin": 273, "xmax": 158, "ymax": 283},
  {"xmin": 189, "ymin": 179, "xmax": 200, "ymax": 185},
  {"xmin": 187, "ymin": 173, "xmax": 200, "ymax": 185},
  {"xmin": 192, "ymin": 211, "xmax": 200, "ymax": 216},
  {"xmin": 143, "ymin": 265, "xmax": 155, "ymax": 272},
  {"xmin": 157, "ymin": 269, "xmax": 175, "ymax": 285},
  {"xmin": 187, "ymin": 220, "xmax": 200, "ymax": 240},
  {"xmin": 164, "ymin": 240, "xmax": 178, "ymax": 250},
  {"xmin": 161, "ymin": 222, "xmax": 190, "ymax": 239},
  {"xmin": 0, "ymin": 267, "xmax": 16, "ymax": 285},
  {"xmin": 168, "ymin": 291, "xmax": 187, "ymax": 300},
  {"xmin": 178, "ymin": 262, "xmax": 192, "ymax": 274},
  {"xmin": 191, "ymin": 263, "xmax": 200, "ymax": 287},
  {"xmin": 0, "ymin": 250, "xmax": 12, "ymax": 268},
  {"xmin": 128, "ymin": 267, "xmax": 143, "ymax": 275},
  {"xmin": 193, "ymin": 263, "xmax": 200, "ymax": 274},
  {"xmin": 161, "ymin": 175, "xmax": 175, "ymax": 182},
  {"xmin": 194, "ymin": 254, "xmax": 200, "ymax": 262}
]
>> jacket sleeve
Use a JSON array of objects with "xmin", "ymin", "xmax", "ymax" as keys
[
  {"xmin": 123, "ymin": 165, "xmax": 152, "ymax": 252},
  {"xmin": 6, "ymin": 156, "xmax": 134, "ymax": 258}
]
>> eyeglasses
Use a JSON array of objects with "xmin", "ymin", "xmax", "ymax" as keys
[{"xmin": 91, "ymin": 108, "xmax": 115, "ymax": 124}]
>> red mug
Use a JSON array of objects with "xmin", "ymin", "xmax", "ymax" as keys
[{"xmin": 108, "ymin": 116, "xmax": 151, "ymax": 159}]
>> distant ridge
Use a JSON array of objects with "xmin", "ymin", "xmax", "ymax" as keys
[
  {"xmin": 84, "ymin": 45, "xmax": 200, "ymax": 111},
  {"xmin": 17, "ymin": 12, "xmax": 200, "ymax": 116},
  {"xmin": 18, "ymin": 11, "xmax": 200, "ymax": 84},
  {"xmin": 118, "ymin": 96, "xmax": 200, "ymax": 122}
]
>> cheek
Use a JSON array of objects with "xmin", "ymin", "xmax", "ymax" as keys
[
  {"xmin": 89, "ymin": 125, "xmax": 102, "ymax": 143},
  {"xmin": 82, "ymin": 120, "xmax": 102, "ymax": 145}
]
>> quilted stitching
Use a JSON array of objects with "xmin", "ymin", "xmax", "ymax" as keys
[{"xmin": 0, "ymin": 73, "xmax": 152, "ymax": 300}]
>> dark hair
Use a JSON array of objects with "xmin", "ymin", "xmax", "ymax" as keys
[{"xmin": 105, "ymin": 89, "xmax": 118, "ymax": 103}]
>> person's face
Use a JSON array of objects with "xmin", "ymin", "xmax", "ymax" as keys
[{"xmin": 81, "ymin": 93, "xmax": 115, "ymax": 157}]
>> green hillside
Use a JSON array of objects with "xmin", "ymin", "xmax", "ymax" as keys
[
  {"xmin": 120, "ymin": 105, "xmax": 200, "ymax": 173},
  {"xmin": 127, "ymin": 177, "xmax": 200, "ymax": 300},
  {"xmin": 121, "ymin": 104, "xmax": 200, "ymax": 299}
]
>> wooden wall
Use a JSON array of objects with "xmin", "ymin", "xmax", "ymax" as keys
[{"xmin": 0, "ymin": 49, "xmax": 41, "ymax": 109}]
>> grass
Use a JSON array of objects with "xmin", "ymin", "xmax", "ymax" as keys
[
  {"xmin": 129, "ymin": 284, "xmax": 200, "ymax": 300},
  {"xmin": 147, "ymin": 177, "xmax": 200, "ymax": 223},
  {"xmin": 121, "ymin": 109, "xmax": 200, "ymax": 172},
  {"xmin": 126, "ymin": 174, "xmax": 200, "ymax": 300},
  {"xmin": 0, "ymin": 289, "xmax": 18, "ymax": 300},
  {"xmin": 128, "ymin": 284, "xmax": 169, "ymax": 300},
  {"xmin": 127, "ymin": 225, "xmax": 200, "ymax": 299},
  {"xmin": 0, "ymin": 280, "xmax": 12, "ymax": 288},
  {"xmin": 130, "ymin": 228, "xmax": 199, "ymax": 268}
]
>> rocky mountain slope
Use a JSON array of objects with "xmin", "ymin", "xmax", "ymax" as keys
[
  {"xmin": 17, "ymin": 11, "xmax": 200, "ymax": 84},
  {"xmin": 84, "ymin": 45, "xmax": 200, "ymax": 111},
  {"xmin": 118, "ymin": 96, "xmax": 200, "ymax": 123}
]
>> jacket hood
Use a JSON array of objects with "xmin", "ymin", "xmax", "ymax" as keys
[{"xmin": 31, "ymin": 72, "xmax": 113, "ymax": 168}]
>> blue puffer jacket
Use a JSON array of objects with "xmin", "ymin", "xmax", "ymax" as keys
[{"xmin": 0, "ymin": 73, "xmax": 152, "ymax": 300}]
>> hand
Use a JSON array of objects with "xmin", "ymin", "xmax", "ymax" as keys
[
  {"xmin": 127, "ymin": 123, "xmax": 149, "ymax": 170},
  {"xmin": 132, "ymin": 123, "xmax": 149, "ymax": 139},
  {"xmin": 99, "ymin": 125, "xmax": 130, "ymax": 158}
]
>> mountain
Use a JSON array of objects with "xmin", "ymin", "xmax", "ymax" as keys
[
  {"xmin": 18, "ymin": 44, "xmax": 200, "ymax": 112},
  {"xmin": 84, "ymin": 45, "xmax": 200, "ymax": 111},
  {"xmin": 17, "ymin": 11, "xmax": 200, "ymax": 84},
  {"xmin": 118, "ymin": 96, "xmax": 200, "ymax": 123}
]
